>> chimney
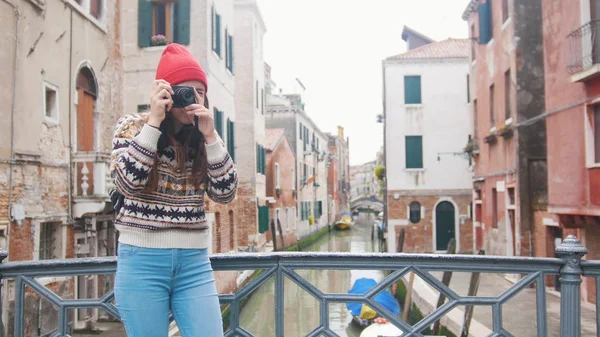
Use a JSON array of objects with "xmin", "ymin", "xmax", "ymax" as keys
[{"xmin": 337, "ymin": 126, "xmax": 344, "ymax": 139}]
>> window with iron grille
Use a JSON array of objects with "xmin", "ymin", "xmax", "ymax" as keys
[{"xmin": 39, "ymin": 222, "xmax": 60, "ymax": 260}]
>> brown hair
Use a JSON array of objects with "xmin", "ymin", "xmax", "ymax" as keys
[{"xmin": 143, "ymin": 97, "xmax": 210, "ymax": 193}]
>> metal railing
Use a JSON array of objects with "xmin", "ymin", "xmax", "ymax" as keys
[
  {"xmin": 0, "ymin": 235, "xmax": 598, "ymax": 337},
  {"xmin": 567, "ymin": 20, "xmax": 600, "ymax": 74}
]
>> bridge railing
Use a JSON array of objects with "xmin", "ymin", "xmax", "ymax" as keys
[{"xmin": 0, "ymin": 235, "xmax": 596, "ymax": 337}]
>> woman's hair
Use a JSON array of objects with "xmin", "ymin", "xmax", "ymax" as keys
[{"xmin": 144, "ymin": 96, "xmax": 210, "ymax": 192}]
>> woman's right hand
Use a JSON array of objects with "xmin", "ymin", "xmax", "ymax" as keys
[{"xmin": 148, "ymin": 80, "xmax": 174, "ymax": 128}]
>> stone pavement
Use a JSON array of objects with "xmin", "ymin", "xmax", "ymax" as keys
[{"xmin": 428, "ymin": 271, "xmax": 597, "ymax": 337}]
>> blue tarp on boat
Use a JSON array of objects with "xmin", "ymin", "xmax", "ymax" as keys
[{"xmin": 346, "ymin": 278, "xmax": 400, "ymax": 317}]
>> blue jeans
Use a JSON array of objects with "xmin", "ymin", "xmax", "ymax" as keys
[{"xmin": 115, "ymin": 244, "xmax": 224, "ymax": 337}]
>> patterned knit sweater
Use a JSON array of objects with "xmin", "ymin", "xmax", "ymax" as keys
[{"xmin": 110, "ymin": 113, "xmax": 238, "ymax": 249}]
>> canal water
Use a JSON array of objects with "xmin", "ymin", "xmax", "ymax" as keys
[{"xmin": 238, "ymin": 217, "xmax": 385, "ymax": 337}]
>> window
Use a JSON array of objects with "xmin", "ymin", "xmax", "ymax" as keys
[
  {"xmin": 138, "ymin": 0, "xmax": 190, "ymax": 47},
  {"xmin": 502, "ymin": 0, "xmax": 509, "ymax": 23},
  {"xmin": 505, "ymin": 71, "xmax": 511, "ymax": 120},
  {"xmin": 473, "ymin": 99, "xmax": 478, "ymax": 139},
  {"xmin": 489, "ymin": 84, "xmax": 495, "ymax": 127},
  {"xmin": 256, "ymin": 80, "xmax": 259, "ymax": 109},
  {"xmin": 467, "ymin": 74, "xmax": 470, "ymax": 103},
  {"xmin": 404, "ymin": 76, "xmax": 422, "ymax": 104},
  {"xmin": 44, "ymin": 82, "xmax": 58, "ymax": 123},
  {"xmin": 275, "ymin": 163, "xmax": 280, "ymax": 188},
  {"xmin": 226, "ymin": 30, "xmax": 234, "ymax": 73},
  {"xmin": 261, "ymin": 88, "xmax": 265, "ymax": 114},
  {"xmin": 214, "ymin": 108, "xmax": 223, "ymax": 138},
  {"xmin": 292, "ymin": 207, "xmax": 296, "ymax": 230},
  {"xmin": 470, "ymin": 24, "xmax": 476, "ymax": 60},
  {"xmin": 212, "ymin": 6, "xmax": 222, "ymax": 56},
  {"xmin": 299, "ymin": 123, "xmax": 303, "ymax": 139},
  {"xmin": 39, "ymin": 222, "xmax": 61, "ymax": 260},
  {"xmin": 227, "ymin": 119, "xmax": 236, "ymax": 162},
  {"xmin": 90, "ymin": 0, "xmax": 102, "ymax": 20},
  {"xmin": 492, "ymin": 188, "xmax": 498, "ymax": 228},
  {"xmin": 276, "ymin": 209, "xmax": 281, "ymax": 230},
  {"xmin": 291, "ymin": 168, "xmax": 295, "ymax": 190},
  {"xmin": 595, "ymin": 106, "xmax": 600, "ymax": 163},
  {"xmin": 405, "ymin": 136, "xmax": 423, "ymax": 169},
  {"xmin": 478, "ymin": 0, "xmax": 493, "ymax": 44},
  {"xmin": 256, "ymin": 144, "xmax": 266, "ymax": 174},
  {"xmin": 409, "ymin": 202, "xmax": 421, "ymax": 224},
  {"xmin": 286, "ymin": 208, "xmax": 290, "ymax": 232}
]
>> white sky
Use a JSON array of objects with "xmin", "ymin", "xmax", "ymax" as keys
[{"xmin": 255, "ymin": 0, "xmax": 470, "ymax": 165}]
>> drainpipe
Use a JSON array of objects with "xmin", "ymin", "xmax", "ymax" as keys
[
  {"xmin": 4, "ymin": 0, "xmax": 20, "ymax": 225},
  {"xmin": 381, "ymin": 61, "xmax": 389, "ymax": 235},
  {"xmin": 67, "ymin": 8, "xmax": 74, "ymax": 224}
]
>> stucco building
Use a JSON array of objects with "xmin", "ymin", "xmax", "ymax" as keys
[{"xmin": 383, "ymin": 28, "xmax": 473, "ymax": 253}]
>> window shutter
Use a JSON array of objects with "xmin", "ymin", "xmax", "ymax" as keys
[
  {"xmin": 227, "ymin": 34, "xmax": 234, "ymax": 72},
  {"xmin": 256, "ymin": 144, "xmax": 260, "ymax": 173},
  {"xmin": 175, "ymin": 0, "xmax": 190, "ymax": 45},
  {"xmin": 405, "ymin": 136, "xmax": 423, "ymax": 169},
  {"xmin": 299, "ymin": 124, "xmax": 303, "ymax": 139},
  {"xmin": 404, "ymin": 76, "xmax": 422, "ymax": 104},
  {"xmin": 138, "ymin": 0, "xmax": 153, "ymax": 48},
  {"xmin": 214, "ymin": 109, "xmax": 223, "ymax": 138},
  {"xmin": 262, "ymin": 146, "xmax": 267, "ymax": 174},
  {"xmin": 215, "ymin": 14, "xmax": 222, "ymax": 56},
  {"xmin": 478, "ymin": 0, "xmax": 492, "ymax": 44},
  {"xmin": 259, "ymin": 206, "xmax": 269, "ymax": 233},
  {"xmin": 211, "ymin": 6, "xmax": 215, "ymax": 51},
  {"xmin": 230, "ymin": 121, "xmax": 236, "ymax": 162}
]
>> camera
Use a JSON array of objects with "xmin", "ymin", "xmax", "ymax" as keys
[{"xmin": 171, "ymin": 85, "xmax": 196, "ymax": 108}]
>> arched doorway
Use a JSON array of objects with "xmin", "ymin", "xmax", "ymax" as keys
[
  {"xmin": 435, "ymin": 201, "xmax": 456, "ymax": 251},
  {"xmin": 75, "ymin": 66, "xmax": 97, "ymax": 195}
]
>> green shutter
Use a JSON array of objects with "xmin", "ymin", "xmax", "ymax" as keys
[
  {"xmin": 215, "ymin": 14, "xmax": 222, "ymax": 56},
  {"xmin": 138, "ymin": 0, "xmax": 152, "ymax": 48},
  {"xmin": 214, "ymin": 109, "xmax": 223, "ymax": 138},
  {"xmin": 404, "ymin": 76, "xmax": 422, "ymax": 104},
  {"xmin": 406, "ymin": 136, "xmax": 423, "ymax": 169},
  {"xmin": 259, "ymin": 206, "xmax": 269, "ymax": 233},
  {"xmin": 262, "ymin": 146, "xmax": 267, "ymax": 174},
  {"xmin": 256, "ymin": 144, "xmax": 260, "ymax": 173},
  {"xmin": 478, "ymin": 0, "xmax": 492, "ymax": 44},
  {"xmin": 230, "ymin": 121, "xmax": 235, "ymax": 162},
  {"xmin": 211, "ymin": 6, "xmax": 215, "ymax": 51},
  {"xmin": 175, "ymin": 0, "xmax": 190, "ymax": 45}
]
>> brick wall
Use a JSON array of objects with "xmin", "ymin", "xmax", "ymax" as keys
[
  {"xmin": 209, "ymin": 201, "xmax": 237, "ymax": 253},
  {"xmin": 388, "ymin": 190, "xmax": 473, "ymax": 253}
]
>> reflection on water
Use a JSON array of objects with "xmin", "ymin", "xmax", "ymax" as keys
[{"xmin": 238, "ymin": 219, "xmax": 384, "ymax": 337}]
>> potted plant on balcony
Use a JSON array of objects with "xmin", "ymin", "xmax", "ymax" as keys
[
  {"xmin": 276, "ymin": 187, "xmax": 282, "ymax": 197},
  {"xmin": 484, "ymin": 130, "xmax": 497, "ymax": 145},
  {"xmin": 309, "ymin": 215, "xmax": 315, "ymax": 225},
  {"xmin": 497, "ymin": 124, "xmax": 514, "ymax": 138},
  {"xmin": 151, "ymin": 34, "xmax": 167, "ymax": 46}
]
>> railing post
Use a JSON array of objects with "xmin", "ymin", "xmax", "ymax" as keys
[
  {"xmin": 555, "ymin": 235, "xmax": 588, "ymax": 337},
  {"xmin": 0, "ymin": 248, "xmax": 7, "ymax": 337}
]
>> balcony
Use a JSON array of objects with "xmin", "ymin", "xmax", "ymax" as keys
[
  {"xmin": 0, "ymin": 235, "xmax": 597, "ymax": 337},
  {"xmin": 567, "ymin": 20, "xmax": 600, "ymax": 81},
  {"xmin": 71, "ymin": 152, "xmax": 113, "ymax": 218}
]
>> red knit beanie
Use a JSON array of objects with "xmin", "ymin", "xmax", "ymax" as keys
[{"xmin": 155, "ymin": 43, "xmax": 208, "ymax": 92}]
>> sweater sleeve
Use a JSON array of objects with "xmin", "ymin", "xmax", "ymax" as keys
[
  {"xmin": 110, "ymin": 116, "xmax": 161, "ymax": 197},
  {"xmin": 205, "ymin": 137, "xmax": 238, "ymax": 204}
]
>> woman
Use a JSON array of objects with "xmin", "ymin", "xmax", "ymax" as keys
[{"xmin": 111, "ymin": 43, "xmax": 237, "ymax": 337}]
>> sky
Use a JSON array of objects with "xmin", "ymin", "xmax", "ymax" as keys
[{"xmin": 255, "ymin": 0, "xmax": 470, "ymax": 166}]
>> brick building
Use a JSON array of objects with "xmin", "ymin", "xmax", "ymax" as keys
[
  {"xmin": 541, "ymin": 0, "xmax": 600, "ymax": 303},
  {"xmin": 383, "ymin": 29, "xmax": 473, "ymax": 253},
  {"xmin": 326, "ymin": 127, "xmax": 351, "ymax": 225},
  {"xmin": 0, "ymin": 0, "xmax": 122, "ymax": 333},
  {"xmin": 463, "ymin": 0, "xmax": 548, "ymax": 257},
  {"xmin": 264, "ymin": 129, "xmax": 297, "ymax": 249}
]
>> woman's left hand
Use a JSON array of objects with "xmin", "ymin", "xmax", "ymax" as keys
[{"xmin": 184, "ymin": 91, "xmax": 218, "ymax": 144}]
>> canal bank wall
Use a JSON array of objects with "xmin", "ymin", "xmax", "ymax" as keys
[
  {"xmin": 222, "ymin": 225, "xmax": 332, "ymax": 331},
  {"xmin": 395, "ymin": 275, "xmax": 491, "ymax": 337}
]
